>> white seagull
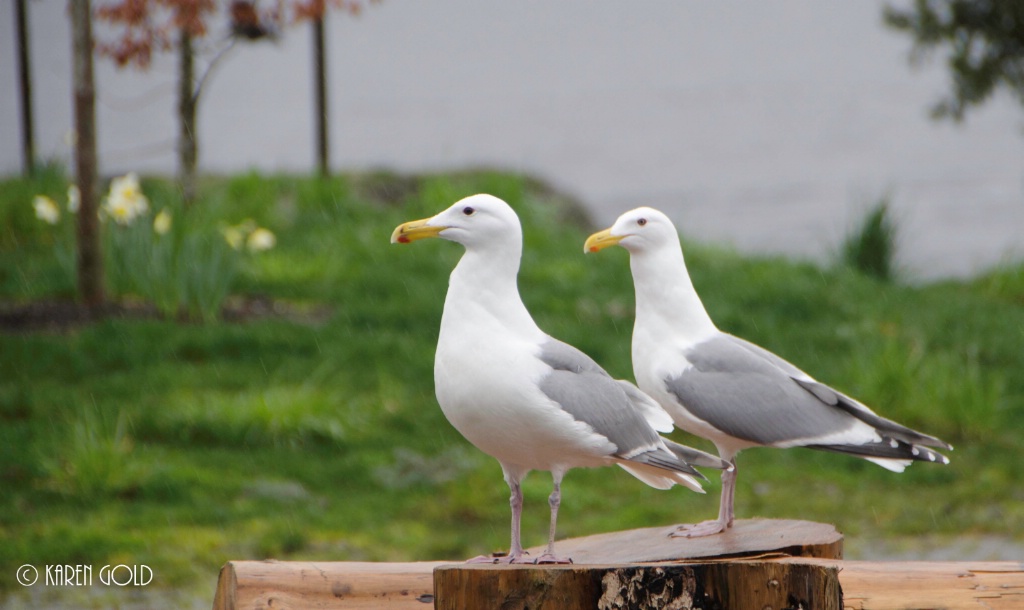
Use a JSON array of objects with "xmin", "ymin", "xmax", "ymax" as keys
[
  {"xmin": 585, "ymin": 207, "xmax": 952, "ymax": 537},
  {"xmin": 391, "ymin": 195, "xmax": 730, "ymax": 563}
]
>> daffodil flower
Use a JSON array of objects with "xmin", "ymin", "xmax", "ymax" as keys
[
  {"xmin": 105, "ymin": 196, "xmax": 135, "ymax": 225},
  {"xmin": 246, "ymin": 227, "xmax": 276, "ymax": 252},
  {"xmin": 103, "ymin": 172, "xmax": 150, "ymax": 225},
  {"xmin": 153, "ymin": 209, "xmax": 172, "ymax": 235},
  {"xmin": 33, "ymin": 195, "xmax": 60, "ymax": 225}
]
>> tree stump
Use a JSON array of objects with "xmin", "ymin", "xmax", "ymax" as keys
[
  {"xmin": 213, "ymin": 519, "xmax": 853, "ymax": 609},
  {"xmin": 434, "ymin": 561, "xmax": 842, "ymax": 610},
  {"xmin": 433, "ymin": 519, "xmax": 843, "ymax": 609}
]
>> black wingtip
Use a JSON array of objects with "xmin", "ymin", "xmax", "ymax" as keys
[{"xmin": 810, "ymin": 435, "xmax": 951, "ymax": 465}]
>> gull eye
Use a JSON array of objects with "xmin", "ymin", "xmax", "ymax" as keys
[
  {"xmin": 637, "ymin": 218, "xmax": 647, "ymax": 227},
  {"xmin": 462, "ymin": 206, "xmax": 476, "ymax": 216}
]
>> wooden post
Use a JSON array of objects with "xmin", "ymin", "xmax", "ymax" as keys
[
  {"xmin": 434, "ymin": 561, "xmax": 841, "ymax": 609},
  {"xmin": 212, "ymin": 559, "xmax": 1024, "ymax": 610},
  {"xmin": 808, "ymin": 559, "xmax": 1024, "ymax": 610},
  {"xmin": 212, "ymin": 561, "xmax": 445, "ymax": 610}
]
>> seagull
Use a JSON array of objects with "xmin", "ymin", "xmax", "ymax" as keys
[
  {"xmin": 391, "ymin": 195, "xmax": 730, "ymax": 563},
  {"xmin": 584, "ymin": 206, "xmax": 952, "ymax": 537}
]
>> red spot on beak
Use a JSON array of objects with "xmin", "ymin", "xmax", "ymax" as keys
[
  {"xmin": 589, "ymin": 246, "xmax": 598, "ymax": 253},
  {"xmin": 398, "ymin": 235, "xmax": 410, "ymax": 243}
]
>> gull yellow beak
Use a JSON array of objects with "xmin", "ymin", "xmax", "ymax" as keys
[
  {"xmin": 583, "ymin": 228, "xmax": 623, "ymax": 253},
  {"xmin": 391, "ymin": 218, "xmax": 445, "ymax": 244}
]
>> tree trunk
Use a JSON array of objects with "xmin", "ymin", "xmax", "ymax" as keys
[
  {"xmin": 313, "ymin": 15, "xmax": 329, "ymax": 177},
  {"xmin": 178, "ymin": 28, "xmax": 198, "ymax": 205},
  {"xmin": 15, "ymin": 0, "xmax": 35, "ymax": 175},
  {"xmin": 69, "ymin": 0, "xmax": 104, "ymax": 307}
]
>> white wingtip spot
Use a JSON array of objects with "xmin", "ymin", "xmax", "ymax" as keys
[
  {"xmin": 911, "ymin": 447, "xmax": 920, "ymax": 456},
  {"xmin": 889, "ymin": 439, "xmax": 899, "ymax": 448}
]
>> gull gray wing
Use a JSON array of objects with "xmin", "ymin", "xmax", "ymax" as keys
[
  {"xmin": 723, "ymin": 334, "xmax": 952, "ymax": 451},
  {"xmin": 616, "ymin": 379, "xmax": 674, "ymax": 433},
  {"xmin": 537, "ymin": 339, "xmax": 704, "ymax": 476},
  {"xmin": 536, "ymin": 337, "xmax": 607, "ymax": 374},
  {"xmin": 665, "ymin": 335, "xmax": 861, "ymax": 445},
  {"xmin": 721, "ymin": 333, "xmax": 814, "ymax": 380}
]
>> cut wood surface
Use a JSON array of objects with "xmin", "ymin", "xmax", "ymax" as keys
[{"xmin": 525, "ymin": 518, "xmax": 843, "ymax": 563}]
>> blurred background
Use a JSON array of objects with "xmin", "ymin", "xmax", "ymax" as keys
[
  {"xmin": 2, "ymin": 0, "xmax": 1021, "ymax": 278},
  {"xmin": 1, "ymin": 1, "xmax": 1022, "ymax": 608}
]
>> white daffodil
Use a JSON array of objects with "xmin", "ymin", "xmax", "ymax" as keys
[
  {"xmin": 67, "ymin": 185, "xmax": 80, "ymax": 213},
  {"xmin": 105, "ymin": 195, "xmax": 136, "ymax": 225},
  {"xmin": 153, "ymin": 208, "xmax": 172, "ymax": 235},
  {"xmin": 246, "ymin": 227, "xmax": 276, "ymax": 252},
  {"xmin": 104, "ymin": 172, "xmax": 150, "ymax": 225},
  {"xmin": 33, "ymin": 195, "xmax": 60, "ymax": 225}
]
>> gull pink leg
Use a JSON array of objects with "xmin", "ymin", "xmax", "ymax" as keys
[
  {"xmin": 532, "ymin": 471, "xmax": 572, "ymax": 564},
  {"xmin": 467, "ymin": 475, "xmax": 527, "ymax": 564},
  {"xmin": 672, "ymin": 457, "xmax": 736, "ymax": 538}
]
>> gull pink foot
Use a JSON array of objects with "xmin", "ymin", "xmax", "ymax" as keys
[
  {"xmin": 466, "ymin": 552, "xmax": 525, "ymax": 564},
  {"xmin": 670, "ymin": 519, "xmax": 728, "ymax": 538},
  {"xmin": 530, "ymin": 553, "xmax": 573, "ymax": 564}
]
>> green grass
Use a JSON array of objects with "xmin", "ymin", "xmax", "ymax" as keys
[
  {"xmin": 1, "ymin": 168, "xmax": 1022, "ymax": 605},
  {"xmin": 841, "ymin": 197, "xmax": 899, "ymax": 281}
]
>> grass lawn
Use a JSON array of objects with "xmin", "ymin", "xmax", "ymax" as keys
[{"xmin": 2, "ymin": 168, "xmax": 1022, "ymax": 606}]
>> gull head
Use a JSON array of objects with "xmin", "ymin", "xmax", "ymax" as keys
[
  {"xmin": 584, "ymin": 207, "xmax": 679, "ymax": 256},
  {"xmin": 391, "ymin": 193, "xmax": 521, "ymax": 252}
]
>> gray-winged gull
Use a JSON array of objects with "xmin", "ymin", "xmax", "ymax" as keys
[
  {"xmin": 585, "ymin": 206, "xmax": 951, "ymax": 537},
  {"xmin": 391, "ymin": 195, "xmax": 730, "ymax": 562}
]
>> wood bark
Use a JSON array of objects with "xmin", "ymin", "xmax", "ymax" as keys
[{"xmin": 434, "ymin": 561, "xmax": 841, "ymax": 610}]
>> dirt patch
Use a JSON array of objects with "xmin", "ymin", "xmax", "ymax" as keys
[{"xmin": 0, "ymin": 296, "xmax": 332, "ymax": 334}]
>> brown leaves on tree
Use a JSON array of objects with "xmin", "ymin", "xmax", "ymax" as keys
[
  {"xmin": 94, "ymin": 0, "xmax": 216, "ymax": 68},
  {"xmin": 95, "ymin": 0, "xmax": 378, "ymax": 68},
  {"xmin": 291, "ymin": 0, "xmax": 377, "ymax": 22}
]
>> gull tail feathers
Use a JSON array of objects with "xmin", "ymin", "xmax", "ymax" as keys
[
  {"xmin": 616, "ymin": 462, "xmax": 705, "ymax": 493},
  {"xmin": 663, "ymin": 439, "xmax": 732, "ymax": 471}
]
